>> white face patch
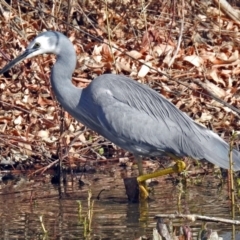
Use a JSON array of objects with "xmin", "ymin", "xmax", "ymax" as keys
[{"xmin": 26, "ymin": 35, "xmax": 57, "ymax": 59}]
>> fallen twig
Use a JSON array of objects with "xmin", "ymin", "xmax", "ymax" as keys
[
  {"xmin": 213, "ymin": 0, "xmax": 240, "ymax": 24},
  {"xmin": 155, "ymin": 213, "xmax": 240, "ymax": 225}
]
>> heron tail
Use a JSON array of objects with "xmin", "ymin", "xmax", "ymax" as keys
[{"xmin": 201, "ymin": 131, "xmax": 240, "ymax": 171}]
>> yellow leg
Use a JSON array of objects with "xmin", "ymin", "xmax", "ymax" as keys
[
  {"xmin": 135, "ymin": 155, "xmax": 148, "ymax": 199},
  {"xmin": 137, "ymin": 160, "xmax": 186, "ymax": 200}
]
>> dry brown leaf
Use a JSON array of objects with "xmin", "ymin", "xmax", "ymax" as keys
[
  {"xmin": 18, "ymin": 142, "xmax": 32, "ymax": 156},
  {"xmin": 216, "ymin": 50, "xmax": 239, "ymax": 63},
  {"xmin": 116, "ymin": 57, "xmax": 132, "ymax": 72},
  {"xmin": 204, "ymin": 53, "xmax": 219, "ymax": 64},
  {"xmin": 14, "ymin": 116, "xmax": 23, "ymax": 125},
  {"xmin": 153, "ymin": 44, "xmax": 174, "ymax": 58},
  {"xmin": 126, "ymin": 50, "xmax": 142, "ymax": 60},
  {"xmin": 198, "ymin": 112, "xmax": 213, "ymax": 122},
  {"xmin": 163, "ymin": 52, "xmax": 174, "ymax": 66},
  {"xmin": 79, "ymin": 133, "xmax": 86, "ymax": 143},
  {"xmin": 183, "ymin": 55, "xmax": 204, "ymax": 67},
  {"xmin": 92, "ymin": 45, "xmax": 103, "ymax": 56},
  {"xmin": 37, "ymin": 130, "xmax": 49, "ymax": 139},
  {"xmin": 138, "ymin": 62, "xmax": 152, "ymax": 78},
  {"xmin": 42, "ymin": 136, "xmax": 58, "ymax": 143},
  {"xmin": 203, "ymin": 80, "xmax": 226, "ymax": 98},
  {"xmin": 208, "ymin": 69, "xmax": 226, "ymax": 86}
]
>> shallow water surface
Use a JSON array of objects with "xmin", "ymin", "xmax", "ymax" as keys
[{"xmin": 0, "ymin": 168, "xmax": 240, "ymax": 239}]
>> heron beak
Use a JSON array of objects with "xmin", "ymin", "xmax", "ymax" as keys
[{"xmin": 0, "ymin": 48, "xmax": 37, "ymax": 74}]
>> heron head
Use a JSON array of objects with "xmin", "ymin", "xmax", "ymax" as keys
[
  {"xmin": 25, "ymin": 31, "xmax": 61, "ymax": 58},
  {"xmin": 0, "ymin": 31, "xmax": 62, "ymax": 74}
]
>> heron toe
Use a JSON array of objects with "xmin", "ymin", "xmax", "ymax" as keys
[{"xmin": 137, "ymin": 160, "xmax": 186, "ymax": 200}]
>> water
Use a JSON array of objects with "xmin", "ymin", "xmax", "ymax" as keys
[{"xmin": 0, "ymin": 167, "xmax": 240, "ymax": 239}]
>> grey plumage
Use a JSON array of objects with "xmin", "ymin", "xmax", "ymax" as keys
[{"xmin": 0, "ymin": 31, "xmax": 239, "ymax": 170}]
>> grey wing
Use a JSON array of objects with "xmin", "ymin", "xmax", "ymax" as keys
[{"xmin": 90, "ymin": 74, "xmax": 240, "ymax": 170}]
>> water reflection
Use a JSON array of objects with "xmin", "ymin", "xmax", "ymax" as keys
[{"xmin": 0, "ymin": 170, "xmax": 239, "ymax": 239}]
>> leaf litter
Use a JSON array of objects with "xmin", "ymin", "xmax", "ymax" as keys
[{"xmin": 0, "ymin": 0, "xmax": 239, "ymax": 172}]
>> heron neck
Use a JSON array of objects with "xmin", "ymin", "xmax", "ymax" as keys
[{"xmin": 51, "ymin": 55, "xmax": 82, "ymax": 112}]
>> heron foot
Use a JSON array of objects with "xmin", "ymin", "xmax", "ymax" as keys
[
  {"xmin": 138, "ymin": 180, "xmax": 149, "ymax": 200},
  {"xmin": 137, "ymin": 160, "xmax": 186, "ymax": 200}
]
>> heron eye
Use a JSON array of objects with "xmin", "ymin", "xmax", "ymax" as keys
[{"xmin": 33, "ymin": 42, "xmax": 40, "ymax": 49}]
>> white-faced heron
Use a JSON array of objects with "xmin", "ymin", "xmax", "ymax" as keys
[{"xmin": 0, "ymin": 31, "xmax": 239, "ymax": 199}]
